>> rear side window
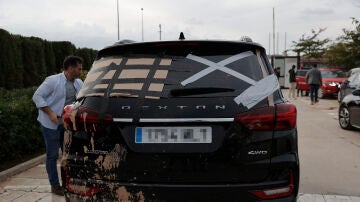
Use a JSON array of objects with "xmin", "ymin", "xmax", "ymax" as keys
[
  {"xmin": 296, "ymin": 70, "xmax": 307, "ymax": 77},
  {"xmin": 77, "ymin": 50, "xmax": 266, "ymax": 100}
]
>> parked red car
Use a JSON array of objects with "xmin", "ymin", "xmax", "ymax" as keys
[
  {"xmin": 318, "ymin": 68, "xmax": 348, "ymax": 98},
  {"xmin": 296, "ymin": 69, "xmax": 310, "ymax": 95},
  {"xmin": 296, "ymin": 68, "xmax": 347, "ymax": 98}
]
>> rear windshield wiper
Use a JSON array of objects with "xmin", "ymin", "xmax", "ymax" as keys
[{"xmin": 170, "ymin": 87, "xmax": 235, "ymax": 97}]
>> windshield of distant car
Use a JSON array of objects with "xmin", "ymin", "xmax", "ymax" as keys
[
  {"xmin": 321, "ymin": 70, "xmax": 347, "ymax": 78},
  {"xmin": 296, "ymin": 70, "xmax": 308, "ymax": 77}
]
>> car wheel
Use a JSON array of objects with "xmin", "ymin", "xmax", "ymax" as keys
[
  {"xmin": 318, "ymin": 88, "xmax": 324, "ymax": 98},
  {"xmin": 339, "ymin": 105, "xmax": 353, "ymax": 130}
]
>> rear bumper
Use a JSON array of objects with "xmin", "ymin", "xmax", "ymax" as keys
[
  {"xmin": 64, "ymin": 180, "xmax": 298, "ymax": 202},
  {"xmin": 63, "ymin": 152, "xmax": 299, "ymax": 202},
  {"xmin": 62, "ymin": 119, "xmax": 299, "ymax": 201}
]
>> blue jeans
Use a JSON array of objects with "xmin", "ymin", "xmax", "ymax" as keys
[
  {"xmin": 310, "ymin": 84, "xmax": 319, "ymax": 102},
  {"xmin": 41, "ymin": 125, "xmax": 61, "ymax": 187}
]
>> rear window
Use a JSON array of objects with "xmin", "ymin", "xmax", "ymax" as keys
[
  {"xmin": 77, "ymin": 49, "xmax": 267, "ymax": 99},
  {"xmin": 321, "ymin": 70, "xmax": 347, "ymax": 78},
  {"xmin": 348, "ymin": 72, "xmax": 360, "ymax": 84},
  {"xmin": 296, "ymin": 70, "xmax": 308, "ymax": 77}
]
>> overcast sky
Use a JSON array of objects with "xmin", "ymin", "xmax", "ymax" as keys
[{"xmin": 1, "ymin": 0, "xmax": 359, "ymax": 55}]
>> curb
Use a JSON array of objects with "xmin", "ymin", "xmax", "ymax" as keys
[{"xmin": 0, "ymin": 154, "xmax": 46, "ymax": 182}]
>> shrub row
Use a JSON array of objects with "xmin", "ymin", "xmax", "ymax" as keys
[
  {"xmin": 0, "ymin": 87, "xmax": 45, "ymax": 163},
  {"xmin": 0, "ymin": 28, "xmax": 97, "ymax": 90}
]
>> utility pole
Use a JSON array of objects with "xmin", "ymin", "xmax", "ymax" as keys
[
  {"xmin": 117, "ymin": 0, "xmax": 120, "ymax": 40},
  {"xmin": 268, "ymin": 32, "xmax": 271, "ymax": 55},
  {"xmin": 159, "ymin": 24, "xmax": 162, "ymax": 40},
  {"xmin": 272, "ymin": 7, "xmax": 275, "ymax": 67},
  {"xmin": 284, "ymin": 32, "xmax": 287, "ymax": 56},
  {"xmin": 277, "ymin": 32, "xmax": 279, "ymax": 55},
  {"xmin": 141, "ymin": 8, "xmax": 144, "ymax": 41}
]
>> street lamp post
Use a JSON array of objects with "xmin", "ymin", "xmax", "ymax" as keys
[
  {"xmin": 159, "ymin": 24, "xmax": 162, "ymax": 40},
  {"xmin": 141, "ymin": 8, "xmax": 144, "ymax": 41},
  {"xmin": 117, "ymin": 0, "xmax": 120, "ymax": 40}
]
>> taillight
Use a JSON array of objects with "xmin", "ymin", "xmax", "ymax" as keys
[
  {"xmin": 235, "ymin": 106, "xmax": 275, "ymax": 131},
  {"xmin": 62, "ymin": 104, "xmax": 113, "ymax": 132},
  {"xmin": 275, "ymin": 103, "xmax": 297, "ymax": 130},
  {"xmin": 250, "ymin": 170, "xmax": 295, "ymax": 199},
  {"xmin": 234, "ymin": 103, "xmax": 296, "ymax": 131}
]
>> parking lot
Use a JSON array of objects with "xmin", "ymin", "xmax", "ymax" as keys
[{"xmin": 283, "ymin": 90, "xmax": 360, "ymax": 197}]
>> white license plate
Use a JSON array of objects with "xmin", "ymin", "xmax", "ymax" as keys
[{"xmin": 135, "ymin": 127, "xmax": 212, "ymax": 143}]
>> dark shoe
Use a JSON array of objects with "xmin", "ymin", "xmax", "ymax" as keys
[{"xmin": 51, "ymin": 186, "xmax": 64, "ymax": 196}]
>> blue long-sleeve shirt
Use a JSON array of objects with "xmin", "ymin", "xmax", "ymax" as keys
[{"xmin": 32, "ymin": 72, "xmax": 83, "ymax": 129}]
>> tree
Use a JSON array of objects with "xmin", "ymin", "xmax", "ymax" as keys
[
  {"xmin": 292, "ymin": 28, "xmax": 330, "ymax": 59},
  {"xmin": 52, "ymin": 41, "xmax": 76, "ymax": 72},
  {"xmin": 75, "ymin": 48, "xmax": 98, "ymax": 71},
  {"xmin": 21, "ymin": 37, "xmax": 46, "ymax": 86},
  {"xmin": 0, "ymin": 29, "xmax": 24, "ymax": 89},
  {"xmin": 0, "ymin": 28, "xmax": 97, "ymax": 89},
  {"xmin": 43, "ymin": 40, "xmax": 56, "ymax": 75},
  {"xmin": 326, "ymin": 18, "xmax": 360, "ymax": 69}
]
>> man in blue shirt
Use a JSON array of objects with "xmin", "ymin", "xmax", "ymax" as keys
[{"xmin": 33, "ymin": 56, "xmax": 83, "ymax": 196}]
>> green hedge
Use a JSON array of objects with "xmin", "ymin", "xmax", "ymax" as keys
[
  {"xmin": 0, "ymin": 87, "xmax": 45, "ymax": 163},
  {"xmin": 0, "ymin": 28, "xmax": 98, "ymax": 90}
]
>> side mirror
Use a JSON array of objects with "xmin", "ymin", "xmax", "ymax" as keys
[{"xmin": 352, "ymin": 89, "xmax": 360, "ymax": 96}]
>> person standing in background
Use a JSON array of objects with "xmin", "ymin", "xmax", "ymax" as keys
[
  {"xmin": 32, "ymin": 56, "xmax": 83, "ymax": 196},
  {"xmin": 288, "ymin": 65, "xmax": 297, "ymax": 99},
  {"xmin": 305, "ymin": 64, "xmax": 322, "ymax": 105},
  {"xmin": 275, "ymin": 67, "xmax": 281, "ymax": 79}
]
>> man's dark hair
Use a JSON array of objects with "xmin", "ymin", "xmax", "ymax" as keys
[
  {"xmin": 313, "ymin": 64, "xmax": 317, "ymax": 68},
  {"xmin": 63, "ymin": 56, "xmax": 83, "ymax": 70}
]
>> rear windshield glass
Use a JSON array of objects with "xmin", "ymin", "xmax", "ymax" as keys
[
  {"xmin": 348, "ymin": 72, "xmax": 360, "ymax": 84},
  {"xmin": 296, "ymin": 70, "xmax": 308, "ymax": 77},
  {"xmin": 77, "ymin": 50, "xmax": 266, "ymax": 99},
  {"xmin": 321, "ymin": 70, "xmax": 347, "ymax": 78}
]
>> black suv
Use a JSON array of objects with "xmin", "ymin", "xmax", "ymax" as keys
[{"xmin": 61, "ymin": 39, "xmax": 299, "ymax": 201}]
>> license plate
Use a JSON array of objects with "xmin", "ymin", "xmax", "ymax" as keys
[{"xmin": 135, "ymin": 127, "xmax": 212, "ymax": 143}]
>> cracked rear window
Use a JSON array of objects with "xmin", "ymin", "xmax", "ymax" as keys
[{"xmin": 77, "ymin": 50, "xmax": 265, "ymax": 99}]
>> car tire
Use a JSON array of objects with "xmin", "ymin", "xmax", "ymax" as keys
[{"xmin": 338, "ymin": 105, "xmax": 353, "ymax": 130}]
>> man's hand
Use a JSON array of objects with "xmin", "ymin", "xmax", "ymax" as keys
[{"xmin": 41, "ymin": 106, "xmax": 59, "ymax": 125}]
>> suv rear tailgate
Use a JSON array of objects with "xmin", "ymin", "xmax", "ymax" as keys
[{"xmin": 66, "ymin": 41, "xmax": 276, "ymax": 184}]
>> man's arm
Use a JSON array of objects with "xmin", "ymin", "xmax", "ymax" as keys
[
  {"xmin": 41, "ymin": 106, "xmax": 59, "ymax": 125},
  {"xmin": 32, "ymin": 76, "xmax": 59, "ymax": 125}
]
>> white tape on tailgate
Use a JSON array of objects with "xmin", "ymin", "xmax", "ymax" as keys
[{"xmin": 182, "ymin": 52, "xmax": 279, "ymax": 109}]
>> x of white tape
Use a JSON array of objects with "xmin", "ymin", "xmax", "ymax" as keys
[
  {"xmin": 182, "ymin": 52, "xmax": 280, "ymax": 108},
  {"xmin": 181, "ymin": 51, "xmax": 255, "ymax": 86}
]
